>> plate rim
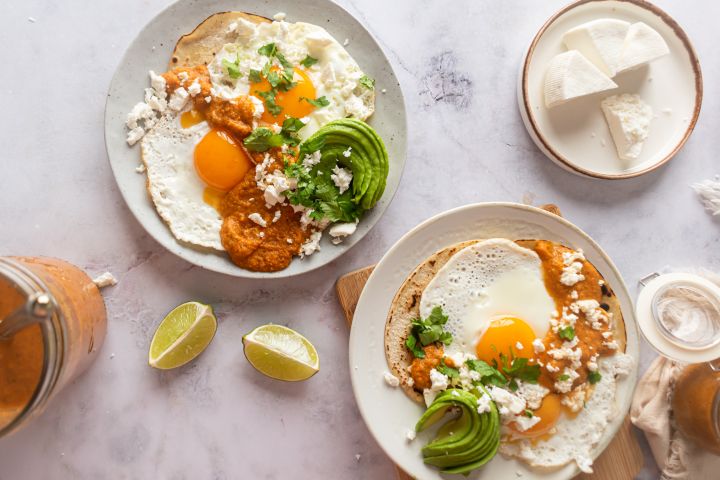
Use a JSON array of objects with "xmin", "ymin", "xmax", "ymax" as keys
[
  {"xmin": 348, "ymin": 202, "xmax": 640, "ymax": 479},
  {"xmin": 518, "ymin": 0, "xmax": 703, "ymax": 180},
  {"xmin": 103, "ymin": 0, "xmax": 408, "ymax": 279}
]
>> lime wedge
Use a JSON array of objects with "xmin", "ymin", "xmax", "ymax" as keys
[
  {"xmin": 149, "ymin": 301, "xmax": 217, "ymax": 370},
  {"xmin": 242, "ymin": 324, "xmax": 319, "ymax": 381}
]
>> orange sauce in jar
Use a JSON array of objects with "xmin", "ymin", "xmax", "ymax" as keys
[{"xmin": 672, "ymin": 363, "xmax": 720, "ymax": 454}]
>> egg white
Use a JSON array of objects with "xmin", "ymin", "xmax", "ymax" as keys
[
  {"xmin": 207, "ymin": 18, "xmax": 375, "ymax": 138},
  {"xmin": 419, "ymin": 239, "xmax": 556, "ymax": 358}
]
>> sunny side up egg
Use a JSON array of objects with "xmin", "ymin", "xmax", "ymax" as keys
[
  {"xmin": 208, "ymin": 19, "xmax": 375, "ymax": 138},
  {"xmin": 140, "ymin": 18, "xmax": 375, "ymax": 251},
  {"xmin": 419, "ymin": 239, "xmax": 561, "ymax": 438}
]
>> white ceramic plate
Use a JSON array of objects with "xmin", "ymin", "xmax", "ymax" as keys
[
  {"xmin": 518, "ymin": 0, "xmax": 702, "ymax": 179},
  {"xmin": 349, "ymin": 203, "xmax": 639, "ymax": 480},
  {"xmin": 105, "ymin": 0, "xmax": 406, "ymax": 278}
]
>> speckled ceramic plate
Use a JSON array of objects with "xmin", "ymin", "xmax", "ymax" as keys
[
  {"xmin": 105, "ymin": 0, "xmax": 406, "ymax": 278},
  {"xmin": 518, "ymin": 0, "xmax": 702, "ymax": 179},
  {"xmin": 349, "ymin": 203, "xmax": 639, "ymax": 480}
]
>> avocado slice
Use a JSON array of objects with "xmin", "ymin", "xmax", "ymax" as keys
[
  {"xmin": 298, "ymin": 118, "xmax": 389, "ymax": 213},
  {"xmin": 416, "ymin": 388, "xmax": 501, "ymax": 474}
]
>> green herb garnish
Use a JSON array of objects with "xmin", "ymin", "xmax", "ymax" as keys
[
  {"xmin": 558, "ymin": 326, "xmax": 575, "ymax": 341},
  {"xmin": 437, "ymin": 359, "xmax": 459, "ymax": 379},
  {"xmin": 249, "ymin": 69, "xmax": 262, "ymax": 83},
  {"xmin": 258, "ymin": 43, "xmax": 278, "ymax": 58},
  {"xmin": 359, "ymin": 74, "xmax": 375, "ymax": 90},
  {"xmin": 243, "ymin": 117, "xmax": 306, "ymax": 152},
  {"xmin": 558, "ymin": 374, "xmax": 570, "ymax": 381},
  {"xmin": 524, "ymin": 409, "xmax": 534, "ymax": 418},
  {"xmin": 301, "ymin": 96, "xmax": 330, "ymax": 108},
  {"xmin": 465, "ymin": 359, "xmax": 506, "ymax": 387},
  {"xmin": 300, "ymin": 55, "xmax": 318, "ymax": 68},
  {"xmin": 402, "ymin": 307, "xmax": 452, "ymax": 359},
  {"xmin": 500, "ymin": 354, "xmax": 541, "ymax": 384},
  {"xmin": 222, "ymin": 54, "xmax": 242, "ymax": 79},
  {"xmin": 588, "ymin": 371, "xmax": 602, "ymax": 384}
]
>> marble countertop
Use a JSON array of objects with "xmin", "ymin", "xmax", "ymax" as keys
[{"xmin": 1, "ymin": 0, "xmax": 718, "ymax": 478}]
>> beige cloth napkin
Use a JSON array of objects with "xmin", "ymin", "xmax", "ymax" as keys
[{"xmin": 631, "ymin": 357, "xmax": 720, "ymax": 479}]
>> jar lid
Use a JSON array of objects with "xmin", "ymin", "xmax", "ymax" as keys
[{"xmin": 637, "ymin": 272, "xmax": 720, "ymax": 362}]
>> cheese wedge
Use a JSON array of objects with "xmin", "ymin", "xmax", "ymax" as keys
[
  {"xmin": 617, "ymin": 22, "xmax": 670, "ymax": 73},
  {"xmin": 544, "ymin": 50, "xmax": 618, "ymax": 108},
  {"xmin": 601, "ymin": 94, "xmax": 653, "ymax": 161},
  {"xmin": 563, "ymin": 19, "xmax": 630, "ymax": 77}
]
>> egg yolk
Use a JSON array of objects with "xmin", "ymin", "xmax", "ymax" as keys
[
  {"xmin": 475, "ymin": 316, "xmax": 536, "ymax": 368},
  {"xmin": 180, "ymin": 109, "xmax": 206, "ymax": 128},
  {"xmin": 511, "ymin": 394, "xmax": 563, "ymax": 438},
  {"xmin": 250, "ymin": 67, "xmax": 317, "ymax": 123},
  {"xmin": 194, "ymin": 129, "xmax": 252, "ymax": 192}
]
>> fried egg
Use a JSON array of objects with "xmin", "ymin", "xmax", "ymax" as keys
[
  {"xmin": 420, "ymin": 238, "xmax": 556, "ymax": 364},
  {"xmin": 208, "ymin": 18, "xmax": 374, "ymax": 138},
  {"xmin": 141, "ymin": 113, "xmax": 253, "ymax": 250}
]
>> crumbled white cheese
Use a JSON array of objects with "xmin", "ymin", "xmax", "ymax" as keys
[
  {"xmin": 429, "ymin": 369, "xmax": 449, "ymax": 391},
  {"xmin": 513, "ymin": 413, "xmax": 542, "ymax": 432},
  {"xmin": 272, "ymin": 210, "xmax": 281, "ymax": 223},
  {"xmin": 273, "ymin": 12, "xmax": 287, "ymax": 21},
  {"xmin": 144, "ymin": 89, "xmax": 167, "ymax": 112},
  {"xmin": 560, "ymin": 249, "xmax": 585, "ymax": 286},
  {"xmin": 187, "ymin": 79, "xmax": 201, "ymax": 96},
  {"xmin": 554, "ymin": 368, "xmax": 579, "ymax": 393},
  {"xmin": 92, "ymin": 272, "xmax": 118, "ymax": 288},
  {"xmin": 532, "ymin": 338, "xmax": 545, "ymax": 353},
  {"xmin": 263, "ymin": 185, "xmax": 285, "ymax": 207},
  {"xmin": 286, "ymin": 238, "xmax": 293, "ymax": 244},
  {"xmin": 343, "ymin": 38, "xmax": 350, "ymax": 46},
  {"xmin": 570, "ymin": 290, "xmax": 579, "ymax": 300},
  {"xmin": 204, "ymin": 96, "xmax": 212, "ymax": 104},
  {"xmin": 126, "ymin": 102, "xmax": 154, "ymax": 130},
  {"xmin": 546, "ymin": 363, "xmax": 560, "ymax": 373},
  {"xmin": 406, "ymin": 429, "xmax": 416, "ymax": 441},
  {"xmin": 168, "ymin": 87, "xmax": 189, "ymax": 111},
  {"xmin": 383, "ymin": 371, "xmax": 400, "ymax": 387},
  {"xmin": 489, "ymin": 386, "xmax": 526, "ymax": 420},
  {"xmin": 300, "ymin": 231, "xmax": 322, "ymax": 257},
  {"xmin": 329, "ymin": 222, "xmax": 357, "ymax": 244},
  {"xmin": 177, "ymin": 71, "xmax": 189, "ymax": 84},
  {"xmin": 303, "ymin": 151, "xmax": 322, "ymax": 168},
  {"xmin": 331, "ymin": 165, "xmax": 353, "ymax": 194},
  {"xmin": 515, "ymin": 381, "xmax": 550, "ymax": 410},
  {"xmin": 126, "ymin": 127, "xmax": 145, "ymax": 146},
  {"xmin": 249, "ymin": 95, "xmax": 264, "ymax": 119},
  {"xmin": 149, "ymin": 71, "xmax": 167, "ymax": 98},
  {"xmin": 248, "ymin": 212, "xmax": 267, "ymax": 227},
  {"xmin": 515, "ymin": 341, "xmax": 524, "ymax": 351},
  {"xmin": 342, "ymin": 147, "xmax": 352, "ymax": 158},
  {"xmin": 258, "ymin": 232, "xmax": 265, "ymax": 238},
  {"xmin": 587, "ymin": 354, "xmax": 599, "ymax": 372},
  {"xmin": 476, "ymin": 392, "xmax": 492, "ymax": 414}
]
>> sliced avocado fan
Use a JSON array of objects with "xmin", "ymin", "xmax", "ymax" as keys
[
  {"xmin": 414, "ymin": 388, "xmax": 500, "ymax": 475},
  {"xmin": 299, "ymin": 118, "xmax": 389, "ymax": 211}
]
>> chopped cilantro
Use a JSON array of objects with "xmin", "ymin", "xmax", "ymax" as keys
[
  {"xmin": 508, "ymin": 378, "xmax": 519, "ymax": 392},
  {"xmin": 248, "ymin": 69, "xmax": 262, "ymax": 83},
  {"xmin": 500, "ymin": 355, "xmax": 541, "ymax": 384},
  {"xmin": 437, "ymin": 359, "xmax": 459, "ymax": 379},
  {"xmin": 257, "ymin": 43, "xmax": 278, "ymax": 57},
  {"xmin": 402, "ymin": 306, "xmax": 452, "ymax": 358},
  {"xmin": 405, "ymin": 335, "xmax": 424, "ymax": 359},
  {"xmin": 243, "ymin": 118, "xmax": 306, "ymax": 152},
  {"xmin": 301, "ymin": 96, "xmax": 330, "ymax": 108},
  {"xmin": 256, "ymin": 90, "xmax": 283, "ymax": 116},
  {"xmin": 300, "ymin": 55, "xmax": 318, "ymax": 68},
  {"xmin": 465, "ymin": 359, "xmax": 506, "ymax": 387},
  {"xmin": 558, "ymin": 374, "xmax": 570, "ymax": 381},
  {"xmin": 524, "ymin": 409, "xmax": 534, "ymax": 418},
  {"xmin": 558, "ymin": 326, "xmax": 575, "ymax": 341},
  {"xmin": 588, "ymin": 371, "xmax": 602, "ymax": 384},
  {"xmin": 222, "ymin": 54, "xmax": 242, "ymax": 79},
  {"xmin": 359, "ymin": 74, "xmax": 375, "ymax": 90}
]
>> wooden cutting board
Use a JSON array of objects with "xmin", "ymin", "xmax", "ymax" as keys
[{"xmin": 336, "ymin": 265, "xmax": 644, "ymax": 480}]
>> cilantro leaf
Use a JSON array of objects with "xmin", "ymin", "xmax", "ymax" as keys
[
  {"xmin": 249, "ymin": 69, "xmax": 262, "ymax": 83},
  {"xmin": 222, "ymin": 55, "xmax": 242, "ymax": 79},
  {"xmin": 243, "ymin": 128, "xmax": 284, "ymax": 152},
  {"xmin": 282, "ymin": 117, "xmax": 306, "ymax": 134},
  {"xmin": 508, "ymin": 378, "xmax": 519, "ymax": 391},
  {"xmin": 588, "ymin": 371, "xmax": 602, "ymax": 384},
  {"xmin": 558, "ymin": 326, "xmax": 575, "ymax": 341},
  {"xmin": 300, "ymin": 55, "xmax": 318, "ymax": 68},
  {"xmin": 256, "ymin": 90, "xmax": 283, "ymax": 116},
  {"xmin": 301, "ymin": 96, "xmax": 330, "ymax": 108},
  {"xmin": 258, "ymin": 43, "xmax": 278, "ymax": 57},
  {"xmin": 466, "ymin": 359, "xmax": 506, "ymax": 387},
  {"xmin": 436, "ymin": 359, "xmax": 459, "ymax": 379},
  {"xmin": 524, "ymin": 409, "xmax": 534, "ymax": 418},
  {"xmin": 502, "ymin": 357, "xmax": 541, "ymax": 384},
  {"xmin": 405, "ymin": 335, "xmax": 424, "ymax": 359},
  {"xmin": 403, "ymin": 306, "xmax": 452, "ymax": 358},
  {"xmin": 359, "ymin": 74, "xmax": 375, "ymax": 90},
  {"xmin": 275, "ymin": 51, "xmax": 293, "ymax": 69},
  {"xmin": 558, "ymin": 374, "xmax": 570, "ymax": 381}
]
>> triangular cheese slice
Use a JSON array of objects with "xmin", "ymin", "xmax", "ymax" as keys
[
  {"xmin": 563, "ymin": 19, "xmax": 630, "ymax": 77},
  {"xmin": 601, "ymin": 94, "xmax": 653, "ymax": 161},
  {"xmin": 617, "ymin": 22, "xmax": 670, "ymax": 73},
  {"xmin": 544, "ymin": 50, "xmax": 618, "ymax": 108}
]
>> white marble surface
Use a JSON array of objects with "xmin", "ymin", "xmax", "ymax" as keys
[{"xmin": 1, "ymin": 0, "xmax": 718, "ymax": 478}]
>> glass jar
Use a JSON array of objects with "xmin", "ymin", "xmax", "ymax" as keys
[
  {"xmin": 672, "ymin": 362, "xmax": 720, "ymax": 455},
  {"xmin": 0, "ymin": 257, "xmax": 107, "ymax": 437}
]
